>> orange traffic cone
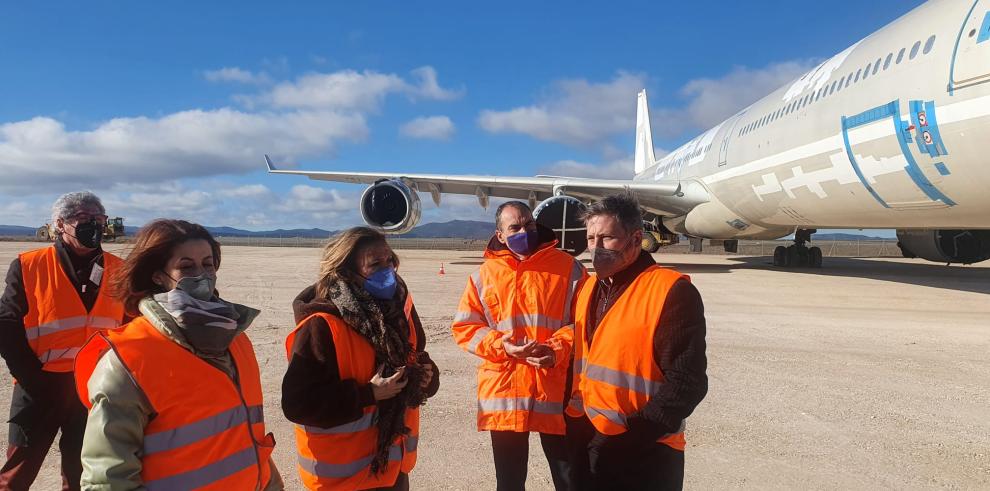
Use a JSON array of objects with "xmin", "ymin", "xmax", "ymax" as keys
[{"xmin": 438, "ymin": 263, "xmax": 446, "ymax": 276}]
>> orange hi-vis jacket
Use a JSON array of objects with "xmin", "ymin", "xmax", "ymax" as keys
[
  {"xmin": 75, "ymin": 317, "xmax": 276, "ymax": 490},
  {"xmin": 566, "ymin": 265, "xmax": 689, "ymax": 451},
  {"xmin": 452, "ymin": 242, "xmax": 586, "ymax": 435},
  {"xmin": 285, "ymin": 295, "xmax": 419, "ymax": 490},
  {"xmin": 19, "ymin": 245, "xmax": 125, "ymax": 372}
]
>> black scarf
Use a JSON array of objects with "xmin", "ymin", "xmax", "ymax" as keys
[{"xmin": 326, "ymin": 276, "xmax": 426, "ymax": 474}]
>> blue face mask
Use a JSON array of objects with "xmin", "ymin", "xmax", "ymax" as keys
[
  {"xmin": 506, "ymin": 230, "xmax": 538, "ymax": 256},
  {"xmin": 362, "ymin": 267, "xmax": 397, "ymax": 300}
]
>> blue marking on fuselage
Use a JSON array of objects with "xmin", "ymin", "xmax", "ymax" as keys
[
  {"xmin": 948, "ymin": 1, "xmax": 983, "ymax": 95},
  {"xmin": 978, "ymin": 10, "xmax": 990, "ymax": 43},
  {"xmin": 934, "ymin": 162, "xmax": 951, "ymax": 175},
  {"xmin": 841, "ymin": 101, "xmax": 956, "ymax": 207},
  {"xmin": 841, "ymin": 113, "xmax": 890, "ymax": 208},
  {"xmin": 889, "ymin": 103, "xmax": 956, "ymax": 206}
]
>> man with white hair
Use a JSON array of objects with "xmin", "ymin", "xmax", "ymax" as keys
[{"xmin": 0, "ymin": 191, "xmax": 126, "ymax": 490}]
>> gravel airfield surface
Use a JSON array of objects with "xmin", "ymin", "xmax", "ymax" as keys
[{"xmin": 1, "ymin": 242, "xmax": 987, "ymax": 490}]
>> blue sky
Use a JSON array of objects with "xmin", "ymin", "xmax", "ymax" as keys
[{"xmin": 0, "ymin": 1, "xmax": 923, "ymax": 233}]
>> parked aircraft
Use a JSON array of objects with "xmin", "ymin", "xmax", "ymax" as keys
[{"xmin": 268, "ymin": 0, "xmax": 990, "ymax": 267}]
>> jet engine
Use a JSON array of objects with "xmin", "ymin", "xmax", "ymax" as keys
[
  {"xmin": 533, "ymin": 195, "xmax": 588, "ymax": 256},
  {"xmin": 896, "ymin": 229, "xmax": 990, "ymax": 264},
  {"xmin": 360, "ymin": 179, "xmax": 422, "ymax": 234}
]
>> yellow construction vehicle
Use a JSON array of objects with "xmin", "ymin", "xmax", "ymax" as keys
[
  {"xmin": 36, "ymin": 223, "xmax": 56, "ymax": 241},
  {"xmin": 103, "ymin": 217, "xmax": 125, "ymax": 241},
  {"xmin": 641, "ymin": 220, "xmax": 679, "ymax": 253}
]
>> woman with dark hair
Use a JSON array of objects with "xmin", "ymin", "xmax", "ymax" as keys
[
  {"xmin": 282, "ymin": 226, "xmax": 440, "ymax": 490},
  {"xmin": 74, "ymin": 219, "xmax": 282, "ymax": 490}
]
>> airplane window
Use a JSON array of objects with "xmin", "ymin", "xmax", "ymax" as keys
[
  {"xmin": 923, "ymin": 35, "xmax": 935, "ymax": 54},
  {"xmin": 855, "ymin": 68, "xmax": 862, "ymax": 82},
  {"xmin": 829, "ymin": 81, "xmax": 837, "ymax": 95},
  {"xmin": 845, "ymin": 73, "xmax": 852, "ymax": 88},
  {"xmin": 883, "ymin": 53, "xmax": 893, "ymax": 70},
  {"xmin": 910, "ymin": 40, "xmax": 921, "ymax": 59},
  {"xmin": 863, "ymin": 62, "xmax": 872, "ymax": 80},
  {"xmin": 872, "ymin": 58, "xmax": 881, "ymax": 75},
  {"xmin": 838, "ymin": 76, "xmax": 846, "ymax": 90},
  {"xmin": 896, "ymin": 47, "xmax": 905, "ymax": 64}
]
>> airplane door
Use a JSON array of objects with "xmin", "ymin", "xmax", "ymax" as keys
[
  {"xmin": 950, "ymin": 0, "xmax": 990, "ymax": 92},
  {"xmin": 717, "ymin": 113, "xmax": 743, "ymax": 166},
  {"xmin": 841, "ymin": 101, "xmax": 955, "ymax": 210}
]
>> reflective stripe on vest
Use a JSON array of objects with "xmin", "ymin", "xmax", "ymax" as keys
[
  {"xmin": 297, "ymin": 436, "xmax": 419, "ymax": 479},
  {"xmin": 74, "ymin": 317, "xmax": 273, "ymax": 489},
  {"xmin": 571, "ymin": 265, "xmax": 690, "ymax": 451},
  {"xmin": 19, "ymin": 246, "xmax": 124, "ymax": 371},
  {"xmin": 452, "ymin": 246, "xmax": 586, "ymax": 435},
  {"xmin": 286, "ymin": 293, "xmax": 419, "ymax": 489},
  {"xmin": 144, "ymin": 404, "xmax": 265, "ymax": 455}
]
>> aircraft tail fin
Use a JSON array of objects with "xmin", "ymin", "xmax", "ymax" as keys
[{"xmin": 634, "ymin": 89, "xmax": 656, "ymax": 176}]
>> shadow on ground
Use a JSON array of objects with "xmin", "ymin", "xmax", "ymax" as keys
[{"xmin": 657, "ymin": 255, "xmax": 990, "ymax": 295}]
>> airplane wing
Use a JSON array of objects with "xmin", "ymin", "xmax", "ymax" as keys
[{"xmin": 265, "ymin": 155, "xmax": 708, "ymax": 217}]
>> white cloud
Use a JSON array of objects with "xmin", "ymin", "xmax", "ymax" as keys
[
  {"xmin": 258, "ymin": 66, "xmax": 462, "ymax": 111},
  {"xmin": 478, "ymin": 72, "xmax": 645, "ymax": 147},
  {"xmin": 219, "ymin": 184, "xmax": 274, "ymax": 199},
  {"xmin": 0, "ymin": 109, "xmax": 368, "ymax": 190},
  {"xmin": 539, "ymin": 157, "xmax": 635, "ymax": 180},
  {"xmin": 400, "ymin": 116, "xmax": 455, "ymax": 140},
  {"xmin": 204, "ymin": 67, "xmax": 271, "ymax": 85},
  {"xmin": 654, "ymin": 60, "xmax": 817, "ymax": 135}
]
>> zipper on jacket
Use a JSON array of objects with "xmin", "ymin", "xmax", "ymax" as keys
[{"xmin": 230, "ymin": 360, "xmax": 265, "ymax": 491}]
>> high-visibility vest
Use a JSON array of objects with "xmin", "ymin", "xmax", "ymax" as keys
[
  {"xmin": 452, "ymin": 243, "xmax": 585, "ymax": 435},
  {"xmin": 285, "ymin": 294, "xmax": 419, "ymax": 490},
  {"xmin": 19, "ymin": 245, "xmax": 125, "ymax": 372},
  {"xmin": 567, "ymin": 265, "xmax": 689, "ymax": 451},
  {"xmin": 75, "ymin": 317, "xmax": 275, "ymax": 490}
]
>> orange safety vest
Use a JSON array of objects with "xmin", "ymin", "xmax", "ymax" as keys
[
  {"xmin": 19, "ymin": 245, "xmax": 125, "ymax": 372},
  {"xmin": 452, "ymin": 243, "xmax": 585, "ymax": 435},
  {"xmin": 75, "ymin": 317, "xmax": 275, "ymax": 490},
  {"xmin": 285, "ymin": 295, "xmax": 419, "ymax": 490},
  {"xmin": 567, "ymin": 265, "xmax": 689, "ymax": 451}
]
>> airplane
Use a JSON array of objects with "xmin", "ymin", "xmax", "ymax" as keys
[{"xmin": 267, "ymin": 0, "xmax": 990, "ymax": 268}]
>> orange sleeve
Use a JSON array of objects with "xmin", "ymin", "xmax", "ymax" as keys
[{"xmin": 451, "ymin": 274, "xmax": 507, "ymax": 363}]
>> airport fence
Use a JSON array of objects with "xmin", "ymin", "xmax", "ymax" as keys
[{"xmin": 0, "ymin": 235, "xmax": 905, "ymax": 258}]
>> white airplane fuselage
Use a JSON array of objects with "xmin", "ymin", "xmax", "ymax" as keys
[{"xmin": 647, "ymin": 0, "xmax": 990, "ymax": 240}]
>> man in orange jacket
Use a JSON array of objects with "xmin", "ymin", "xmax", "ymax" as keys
[
  {"xmin": 0, "ymin": 192, "xmax": 126, "ymax": 490},
  {"xmin": 453, "ymin": 201, "xmax": 587, "ymax": 491},
  {"xmin": 566, "ymin": 193, "xmax": 708, "ymax": 491}
]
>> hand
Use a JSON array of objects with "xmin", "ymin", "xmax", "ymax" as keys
[
  {"xmin": 502, "ymin": 337, "xmax": 537, "ymax": 360},
  {"xmin": 370, "ymin": 364, "xmax": 407, "ymax": 401},
  {"xmin": 525, "ymin": 343, "xmax": 555, "ymax": 368}
]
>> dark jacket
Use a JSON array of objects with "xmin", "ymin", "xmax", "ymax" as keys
[
  {"xmin": 281, "ymin": 283, "xmax": 440, "ymax": 428},
  {"xmin": 0, "ymin": 239, "xmax": 106, "ymax": 398},
  {"xmin": 585, "ymin": 250, "xmax": 709, "ymax": 445}
]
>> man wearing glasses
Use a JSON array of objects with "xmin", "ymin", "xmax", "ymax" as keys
[{"xmin": 0, "ymin": 191, "xmax": 126, "ymax": 490}]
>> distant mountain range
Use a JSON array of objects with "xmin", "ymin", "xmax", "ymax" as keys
[
  {"xmin": 0, "ymin": 220, "xmax": 498, "ymax": 241},
  {"xmin": 0, "ymin": 222, "xmax": 892, "ymax": 241}
]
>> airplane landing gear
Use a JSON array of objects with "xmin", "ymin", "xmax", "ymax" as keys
[{"xmin": 772, "ymin": 229, "xmax": 823, "ymax": 268}]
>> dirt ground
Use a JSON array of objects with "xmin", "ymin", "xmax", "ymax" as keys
[{"xmin": 1, "ymin": 242, "xmax": 988, "ymax": 490}]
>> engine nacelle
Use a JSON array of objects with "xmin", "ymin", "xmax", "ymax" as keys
[
  {"xmin": 533, "ymin": 195, "xmax": 588, "ymax": 256},
  {"xmin": 896, "ymin": 229, "xmax": 990, "ymax": 264},
  {"xmin": 360, "ymin": 179, "xmax": 422, "ymax": 234}
]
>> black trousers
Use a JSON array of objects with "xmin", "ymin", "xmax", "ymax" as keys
[
  {"xmin": 566, "ymin": 415, "xmax": 684, "ymax": 491},
  {"xmin": 0, "ymin": 374, "xmax": 87, "ymax": 491},
  {"xmin": 491, "ymin": 430, "xmax": 570, "ymax": 491}
]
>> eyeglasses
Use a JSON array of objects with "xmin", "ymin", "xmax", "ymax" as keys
[{"xmin": 66, "ymin": 212, "xmax": 108, "ymax": 225}]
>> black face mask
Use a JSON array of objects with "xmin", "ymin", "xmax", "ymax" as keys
[{"xmin": 70, "ymin": 220, "xmax": 103, "ymax": 249}]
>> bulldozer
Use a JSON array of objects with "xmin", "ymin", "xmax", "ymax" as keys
[
  {"xmin": 36, "ymin": 217, "xmax": 126, "ymax": 242},
  {"xmin": 641, "ymin": 220, "xmax": 679, "ymax": 253}
]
